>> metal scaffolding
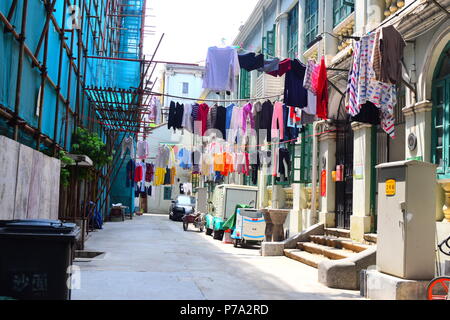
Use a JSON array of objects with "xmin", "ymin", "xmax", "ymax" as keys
[{"xmin": 0, "ymin": 0, "xmax": 157, "ymax": 248}]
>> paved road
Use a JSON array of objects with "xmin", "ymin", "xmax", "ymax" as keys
[{"xmin": 72, "ymin": 214, "xmax": 362, "ymax": 300}]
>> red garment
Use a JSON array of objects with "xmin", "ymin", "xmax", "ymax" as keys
[
  {"xmin": 134, "ymin": 165, "xmax": 143, "ymax": 182},
  {"xmin": 268, "ymin": 59, "xmax": 292, "ymax": 77},
  {"xmin": 316, "ymin": 57, "xmax": 328, "ymax": 120},
  {"xmin": 197, "ymin": 103, "xmax": 210, "ymax": 136}
]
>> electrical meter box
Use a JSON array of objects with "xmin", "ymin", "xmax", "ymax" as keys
[
  {"xmin": 376, "ymin": 160, "xmax": 437, "ymax": 280},
  {"xmin": 212, "ymin": 184, "xmax": 258, "ymax": 220}
]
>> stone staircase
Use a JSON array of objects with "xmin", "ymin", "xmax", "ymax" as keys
[{"xmin": 284, "ymin": 228, "xmax": 376, "ymax": 269}]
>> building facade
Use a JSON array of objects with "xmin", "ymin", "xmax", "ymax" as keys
[{"xmin": 229, "ymin": 0, "xmax": 450, "ymax": 259}]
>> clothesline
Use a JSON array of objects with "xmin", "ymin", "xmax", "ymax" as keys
[{"xmin": 145, "ymin": 91, "xmax": 284, "ymax": 103}]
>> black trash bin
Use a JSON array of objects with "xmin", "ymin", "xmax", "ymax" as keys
[{"xmin": 0, "ymin": 219, "xmax": 77, "ymax": 300}]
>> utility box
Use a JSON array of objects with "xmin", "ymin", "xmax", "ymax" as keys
[
  {"xmin": 376, "ymin": 160, "xmax": 436, "ymax": 280},
  {"xmin": 212, "ymin": 184, "xmax": 258, "ymax": 221}
]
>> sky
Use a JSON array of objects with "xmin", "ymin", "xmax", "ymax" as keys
[{"xmin": 142, "ymin": 0, "xmax": 260, "ymax": 88}]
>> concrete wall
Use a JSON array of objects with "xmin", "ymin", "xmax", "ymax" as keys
[{"xmin": 0, "ymin": 135, "xmax": 60, "ymax": 220}]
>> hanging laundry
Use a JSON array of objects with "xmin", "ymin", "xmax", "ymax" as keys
[
  {"xmin": 303, "ymin": 60, "xmax": 318, "ymax": 93},
  {"xmin": 126, "ymin": 159, "xmax": 135, "ymax": 188},
  {"xmin": 214, "ymin": 105, "xmax": 227, "ymax": 140},
  {"xmin": 238, "ymin": 52, "xmax": 264, "ymax": 71},
  {"xmin": 304, "ymin": 90, "xmax": 317, "ymax": 115},
  {"xmin": 284, "ymin": 59, "xmax": 308, "ymax": 108},
  {"xmin": 242, "ymin": 103, "xmax": 255, "ymax": 136},
  {"xmin": 260, "ymin": 100, "xmax": 274, "ymax": 142},
  {"xmin": 277, "ymin": 147, "xmax": 291, "ymax": 182},
  {"xmin": 258, "ymin": 58, "xmax": 280, "ymax": 74},
  {"xmin": 121, "ymin": 136, "xmax": 135, "ymax": 159},
  {"xmin": 228, "ymin": 105, "xmax": 244, "ymax": 144},
  {"xmin": 207, "ymin": 104, "xmax": 218, "ymax": 132},
  {"xmin": 202, "ymin": 46, "xmax": 240, "ymax": 91},
  {"xmin": 316, "ymin": 56, "xmax": 329, "ymax": 120},
  {"xmin": 134, "ymin": 162, "xmax": 144, "ymax": 183},
  {"xmin": 196, "ymin": 103, "xmax": 210, "ymax": 136},
  {"xmin": 284, "ymin": 106, "xmax": 300, "ymax": 142},
  {"xmin": 182, "ymin": 103, "xmax": 193, "ymax": 133},
  {"xmin": 271, "ymin": 102, "xmax": 285, "ymax": 141},
  {"xmin": 251, "ymin": 101, "xmax": 263, "ymax": 145},
  {"xmin": 225, "ymin": 103, "xmax": 235, "ymax": 140},
  {"xmin": 145, "ymin": 163, "xmax": 154, "ymax": 182},
  {"xmin": 375, "ymin": 25, "xmax": 406, "ymax": 85},
  {"xmin": 136, "ymin": 140, "xmax": 149, "ymax": 159},
  {"xmin": 178, "ymin": 148, "xmax": 192, "ymax": 169},
  {"xmin": 351, "ymin": 102, "xmax": 381, "ymax": 125},
  {"xmin": 268, "ymin": 58, "xmax": 292, "ymax": 77},
  {"xmin": 346, "ymin": 34, "xmax": 397, "ymax": 137},
  {"xmin": 149, "ymin": 96, "xmax": 161, "ymax": 123}
]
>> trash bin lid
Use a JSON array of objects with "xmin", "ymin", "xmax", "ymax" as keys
[{"xmin": 2, "ymin": 219, "xmax": 76, "ymax": 234}]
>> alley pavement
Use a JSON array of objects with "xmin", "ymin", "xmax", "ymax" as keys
[{"xmin": 72, "ymin": 214, "xmax": 363, "ymax": 300}]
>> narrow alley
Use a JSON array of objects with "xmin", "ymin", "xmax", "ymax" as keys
[{"xmin": 72, "ymin": 214, "xmax": 361, "ymax": 300}]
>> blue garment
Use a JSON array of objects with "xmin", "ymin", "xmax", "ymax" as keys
[
  {"xmin": 225, "ymin": 103, "xmax": 235, "ymax": 139},
  {"xmin": 283, "ymin": 104, "xmax": 300, "ymax": 142},
  {"xmin": 178, "ymin": 148, "xmax": 191, "ymax": 169}
]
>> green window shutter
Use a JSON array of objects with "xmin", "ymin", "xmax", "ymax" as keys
[
  {"xmin": 163, "ymin": 186, "xmax": 172, "ymax": 200},
  {"xmin": 287, "ymin": 4, "xmax": 299, "ymax": 59},
  {"xmin": 262, "ymin": 36, "xmax": 267, "ymax": 59},
  {"xmin": 333, "ymin": 0, "xmax": 355, "ymax": 27},
  {"xmin": 266, "ymin": 24, "xmax": 276, "ymax": 58},
  {"xmin": 300, "ymin": 124, "xmax": 314, "ymax": 183},
  {"xmin": 239, "ymin": 69, "xmax": 251, "ymax": 99},
  {"xmin": 432, "ymin": 43, "xmax": 450, "ymax": 179}
]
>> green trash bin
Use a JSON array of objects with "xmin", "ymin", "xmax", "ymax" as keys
[{"xmin": 0, "ymin": 220, "xmax": 77, "ymax": 300}]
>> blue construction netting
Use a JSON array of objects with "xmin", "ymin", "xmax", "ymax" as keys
[{"xmin": 0, "ymin": 0, "xmax": 146, "ymax": 217}]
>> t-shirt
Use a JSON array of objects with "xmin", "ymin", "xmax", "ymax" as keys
[
  {"xmin": 202, "ymin": 46, "xmax": 240, "ymax": 91},
  {"xmin": 268, "ymin": 59, "xmax": 292, "ymax": 77},
  {"xmin": 284, "ymin": 59, "xmax": 307, "ymax": 108}
]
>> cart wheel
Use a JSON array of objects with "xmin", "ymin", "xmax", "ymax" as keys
[
  {"xmin": 233, "ymin": 239, "xmax": 240, "ymax": 248},
  {"xmin": 427, "ymin": 277, "xmax": 450, "ymax": 300},
  {"xmin": 183, "ymin": 221, "xmax": 188, "ymax": 231},
  {"xmin": 199, "ymin": 225, "xmax": 204, "ymax": 233},
  {"xmin": 213, "ymin": 230, "xmax": 223, "ymax": 240}
]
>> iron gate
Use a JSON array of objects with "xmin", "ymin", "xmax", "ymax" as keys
[{"xmin": 335, "ymin": 120, "xmax": 354, "ymax": 229}]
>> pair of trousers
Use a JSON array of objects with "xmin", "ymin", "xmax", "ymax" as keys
[{"xmin": 271, "ymin": 102, "xmax": 284, "ymax": 141}]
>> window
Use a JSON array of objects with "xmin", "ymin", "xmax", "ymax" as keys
[
  {"xmin": 182, "ymin": 82, "xmax": 189, "ymax": 94},
  {"xmin": 163, "ymin": 186, "xmax": 172, "ymax": 200},
  {"xmin": 432, "ymin": 43, "xmax": 450, "ymax": 178},
  {"xmin": 305, "ymin": 0, "xmax": 319, "ymax": 49},
  {"xmin": 239, "ymin": 69, "xmax": 251, "ymax": 99},
  {"xmin": 287, "ymin": 3, "xmax": 299, "ymax": 59},
  {"xmin": 262, "ymin": 24, "xmax": 276, "ymax": 59},
  {"xmin": 300, "ymin": 124, "xmax": 314, "ymax": 183},
  {"xmin": 333, "ymin": 0, "xmax": 354, "ymax": 27}
]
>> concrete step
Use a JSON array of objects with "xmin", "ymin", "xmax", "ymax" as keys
[
  {"xmin": 308, "ymin": 235, "xmax": 371, "ymax": 253},
  {"xmin": 298, "ymin": 242, "xmax": 355, "ymax": 260},
  {"xmin": 324, "ymin": 228, "xmax": 351, "ymax": 239},
  {"xmin": 364, "ymin": 233, "xmax": 378, "ymax": 244},
  {"xmin": 283, "ymin": 249, "xmax": 329, "ymax": 269}
]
